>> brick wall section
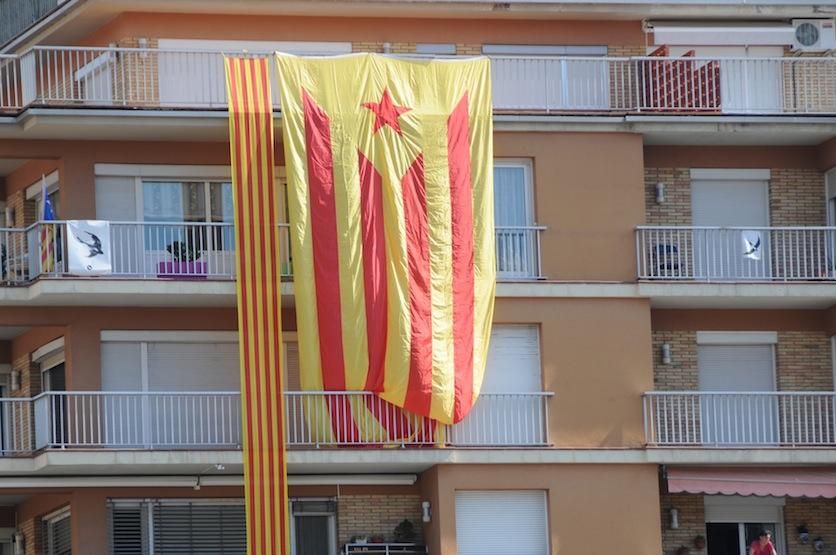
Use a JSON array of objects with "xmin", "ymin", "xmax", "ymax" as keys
[
  {"xmin": 645, "ymin": 168, "xmax": 826, "ymax": 227},
  {"xmin": 456, "ymin": 44, "xmax": 482, "ymax": 55},
  {"xmin": 115, "ymin": 37, "xmax": 160, "ymax": 105},
  {"xmin": 390, "ymin": 43, "xmax": 416, "ymax": 54},
  {"xmin": 769, "ymin": 169, "xmax": 826, "ymax": 226},
  {"xmin": 10, "ymin": 353, "xmax": 39, "ymax": 452},
  {"xmin": 776, "ymin": 331, "xmax": 833, "ymax": 391},
  {"xmin": 337, "ymin": 494, "xmax": 423, "ymax": 547},
  {"xmin": 18, "ymin": 515, "xmax": 43, "ymax": 555},
  {"xmin": 7, "ymin": 190, "xmax": 37, "ymax": 227},
  {"xmin": 785, "ymin": 498, "xmax": 836, "ymax": 555},
  {"xmin": 645, "ymin": 168, "xmax": 692, "ymax": 225},
  {"xmin": 653, "ymin": 331, "xmax": 699, "ymax": 390},
  {"xmin": 660, "ymin": 493, "xmax": 706, "ymax": 555},
  {"xmin": 653, "ymin": 331, "xmax": 833, "ymax": 392},
  {"xmin": 608, "ymin": 45, "xmax": 646, "ymax": 57},
  {"xmin": 353, "ymin": 42, "xmax": 384, "ymax": 53}
]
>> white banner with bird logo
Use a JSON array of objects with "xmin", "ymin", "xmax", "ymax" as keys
[{"xmin": 67, "ymin": 220, "xmax": 112, "ymax": 275}]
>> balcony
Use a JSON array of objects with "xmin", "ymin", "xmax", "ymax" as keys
[
  {"xmin": 636, "ymin": 226, "xmax": 836, "ymax": 281},
  {"xmin": 643, "ymin": 391, "xmax": 836, "ymax": 447},
  {"xmin": 0, "ymin": 390, "xmax": 553, "ymax": 455},
  {"xmin": 0, "ymin": 47, "xmax": 835, "ymax": 115},
  {"xmin": 0, "ymin": 221, "xmax": 545, "ymax": 283}
]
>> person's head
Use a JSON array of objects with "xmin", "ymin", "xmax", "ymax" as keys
[{"xmin": 758, "ymin": 530, "xmax": 772, "ymax": 544}]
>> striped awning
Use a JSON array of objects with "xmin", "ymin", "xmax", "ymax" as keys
[{"xmin": 667, "ymin": 467, "xmax": 836, "ymax": 498}]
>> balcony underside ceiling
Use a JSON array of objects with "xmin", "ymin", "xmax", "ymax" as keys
[
  {"xmin": 0, "ymin": 447, "xmax": 834, "ymax": 479},
  {"xmin": 0, "ymin": 110, "xmax": 834, "ymax": 146},
  {"xmin": 4, "ymin": 280, "xmax": 836, "ymax": 309}
]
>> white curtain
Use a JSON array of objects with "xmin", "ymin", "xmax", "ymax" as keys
[{"xmin": 494, "ymin": 166, "xmax": 530, "ymax": 226}]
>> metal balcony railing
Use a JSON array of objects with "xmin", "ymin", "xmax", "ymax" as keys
[
  {"xmin": 1, "ymin": 47, "xmax": 835, "ymax": 114},
  {"xmin": 0, "ymin": 221, "xmax": 544, "ymax": 283},
  {"xmin": 636, "ymin": 226, "xmax": 836, "ymax": 281},
  {"xmin": 0, "ymin": 390, "xmax": 553, "ymax": 453},
  {"xmin": 643, "ymin": 391, "xmax": 836, "ymax": 447}
]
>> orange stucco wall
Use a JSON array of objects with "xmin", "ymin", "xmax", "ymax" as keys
[
  {"xmin": 496, "ymin": 297, "xmax": 652, "ymax": 447},
  {"xmin": 80, "ymin": 13, "xmax": 644, "ymax": 47},
  {"xmin": 496, "ymin": 132, "xmax": 645, "ymax": 281},
  {"xmin": 424, "ymin": 463, "xmax": 661, "ymax": 554}
]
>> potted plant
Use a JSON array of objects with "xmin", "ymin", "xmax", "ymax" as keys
[
  {"xmin": 349, "ymin": 534, "xmax": 369, "ymax": 545},
  {"xmin": 694, "ymin": 535, "xmax": 706, "ymax": 550},
  {"xmin": 393, "ymin": 519, "xmax": 416, "ymax": 543},
  {"xmin": 813, "ymin": 537, "xmax": 826, "ymax": 552},
  {"xmin": 370, "ymin": 534, "xmax": 385, "ymax": 544},
  {"xmin": 676, "ymin": 546, "xmax": 689, "ymax": 555},
  {"xmin": 158, "ymin": 239, "xmax": 208, "ymax": 279},
  {"xmin": 798, "ymin": 525, "xmax": 810, "ymax": 544}
]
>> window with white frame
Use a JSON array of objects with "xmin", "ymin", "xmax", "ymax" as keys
[
  {"xmin": 142, "ymin": 179, "xmax": 234, "ymax": 251},
  {"xmin": 43, "ymin": 508, "xmax": 71, "ymax": 555},
  {"xmin": 494, "ymin": 161, "xmax": 537, "ymax": 277},
  {"xmin": 108, "ymin": 499, "xmax": 245, "ymax": 555}
]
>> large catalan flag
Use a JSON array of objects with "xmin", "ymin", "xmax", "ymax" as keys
[
  {"xmin": 225, "ymin": 57, "xmax": 289, "ymax": 555},
  {"xmin": 276, "ymin": 53, "xmax": 494, "ymax": 425}
]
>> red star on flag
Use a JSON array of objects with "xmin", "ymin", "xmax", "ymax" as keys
[{"xmin": 363, "ymin": 88, "xmax": 411, "ymax": 135}]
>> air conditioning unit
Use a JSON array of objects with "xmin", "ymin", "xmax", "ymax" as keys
[{"xmin": 791, "ymin": 19, "xmax": 836, "ymax": 51}]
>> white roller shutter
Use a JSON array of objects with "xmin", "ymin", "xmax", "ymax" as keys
[
  {"xmin": 95, "ymin": 176, "xmax": 137, "ymax": 220},
  {"xmin": 101, "ymin": 342, "xmax": 142, "ymax": 391},
  {"xmin": 156, "ymin": 39, "xmax": 351, "ymax": 107},
  {"xmin": 698, "ymin": 345, "xmax": 775, "ymax": 392},
  {"xmin": 455, "ymin": 491, "xmax": 548, "ymax": 555},
  {"xmin": 482, "ymin": 325, "xmax": 541, "ymax": 393},
  {"xmin": 698, "ymin": 344, "xmax": 777, "ymax": 444},
  {"xmin": 147, "ymin": 342, "xmax": 239, "ymax": 391}
]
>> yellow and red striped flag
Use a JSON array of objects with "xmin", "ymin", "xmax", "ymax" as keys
[
  {"xmin": 276, "ymin": 53, "xmax": 495, "ymax": 425},
  {"xmin": 225, "ymin": 57, "xmax": 289, "ymax": 555}
]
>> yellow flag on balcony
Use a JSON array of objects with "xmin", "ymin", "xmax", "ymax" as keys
[
  {"xmin": 276, "ymin": 53, "xmax": 495, "ymax": 426},
  {"xmin": 224, "ymin": 57, "xmax": 289, "ymax": 555}
]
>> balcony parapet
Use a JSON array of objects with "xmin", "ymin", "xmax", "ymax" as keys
[
  {"xmin": 0, "ymin": 390, "xmax": 554, "ymax": 455},
  {"xmin": 1, "ymin": 47, "xmax": 835, "ymax": 116},
  {"xmin": 644, "ymin": 391, "xmax": 836, "ymax": 447},
  {"xmin": 637, "ymin": 226, "xmax": 836, "ymax": 282}
]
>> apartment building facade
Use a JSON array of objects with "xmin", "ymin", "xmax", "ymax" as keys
[{"xmin": 0, "ymin": 0, "xmax": 834, "ymax": 554}]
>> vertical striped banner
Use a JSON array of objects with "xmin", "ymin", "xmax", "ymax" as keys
[{"xmin": 225, "ymin": 56, "xmax": 289, "ymax": 555}]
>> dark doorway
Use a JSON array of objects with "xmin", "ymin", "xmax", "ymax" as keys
[{"xmin": 707, "ymin": 523, "xmax": 739, "ymax": 555}]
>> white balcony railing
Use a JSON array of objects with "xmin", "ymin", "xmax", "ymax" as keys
[
  {"xmin": 636, "ymin": 226, "xmax": 836, "ymax": 281},
  {"xmin": 4, "ymin": 390, "xmax": 552, "ymax": 452},
  {"xmin": 1, "ymin": 47, "xmax": 835, "ymax": 114},
  {"xmin": 496, "ymin": 225, "xmax": 546, "ymax": 279},
  {"xmin": 644, "ymin": 391, "xmax": 836, "ymax": 447},
  {"xmin": 1, "ymin": 221, "xmax": 544, "ymax": 283}
]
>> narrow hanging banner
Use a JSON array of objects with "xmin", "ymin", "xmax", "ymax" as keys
[
  {"xmin": 276, "ymin": 53, "xmax": 494, "ymax": 425},
  {"xmin": 224, "ymin": 56, "xmax": 289, "ymax": 555}
]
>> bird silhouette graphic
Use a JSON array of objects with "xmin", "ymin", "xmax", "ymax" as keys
[
  {"xmin": 743, "ymin": 235, "xmax": 761, "ymax": 257},
  {"xmin": 74, "ymin": 230, "xmax": 103, "ymax": 258}
]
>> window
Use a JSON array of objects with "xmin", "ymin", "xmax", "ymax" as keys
[
  {"xmin": 291, "ymin": 499, "xmax": 337, "ymax": 555},
  {"xmin": 108, "ymin": 500, "xmax": 245, "ymax": 555},
  {"xmin": 494, "ymin": 161, "xmax": 537, "ymax": 278},
  {"xmin": 44, "ymin": 508, "xmax": 71, "ymax": 555},
  {"xmin": 704, "ymin": 496, "xmax": 785, "ymax": 555},
  {"xmin": 142, "ymin": 180, "xmax": 234, "ymax": 251}
]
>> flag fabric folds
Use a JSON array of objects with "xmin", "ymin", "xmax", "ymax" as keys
[
  {"xmin": 39, "ymin": 175, "xmax": 57, "ymax": 273},
  {"xmin": 224, "ymin": 57, "xmax": 289, "ymax": 555},
  {"xmin": 276, "ymin": 53, "xmax": 495, "ymax": 425}
]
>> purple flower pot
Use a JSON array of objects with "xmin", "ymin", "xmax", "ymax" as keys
[{"xmin": 157, "ymin": 261, "xmax": 208, "ymax": 279}]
